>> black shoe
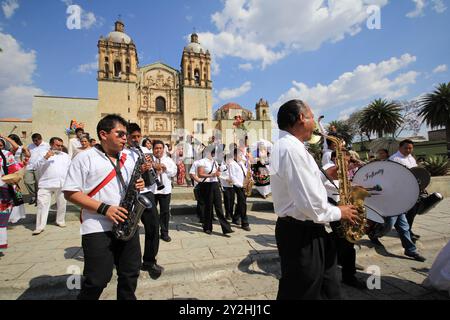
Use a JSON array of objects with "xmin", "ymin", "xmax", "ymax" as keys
[
  {"xmin": 369, "ymin": 236, "xmax": 384, "ymax": 247},
  {"xmin": 204, "ymin": 230, "xmax": 212, "ymax": 235},
  {"xmin": 232, "ymin": 220, "xmax": 240, "ymax": 225},
  {"xmin": 160, "ymin": 235, "xmax": 172, "ymax": 242},
  {"xmin": 225, "ymin": 215, "xmax": 232, "ymax": 221},
  {"xmin": 242, "ymin": 225, "xmax": 251, "ymax": 231},
  {"xmin": 142, "ymin": 262, "xmax": 164, "ymax": 279},
  {"xmin": 223, "ymin": 229, "xmax": 234, "ymax": 235},
  {"xmin": 342, "ymin": 277, "xmax": 366, "ymax": 290},
  {"xmin": 411, "ymin": 233, "xmax": 421, "ymax": 240},
  {"xmin": 405, "ymin": 251, "xmax": 426, "ymax": 262}
]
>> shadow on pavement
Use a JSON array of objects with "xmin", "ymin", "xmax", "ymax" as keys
[{"xmin": 17, "ymin": 275, "xmax": 80, "ymax": 300}]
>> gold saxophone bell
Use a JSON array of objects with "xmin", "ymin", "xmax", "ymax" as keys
[{"xmin": 307, "ymin": 121, "xmax": 322, "ymax": 144}]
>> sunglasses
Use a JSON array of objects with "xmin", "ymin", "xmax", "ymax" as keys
[{"xmin": 114, "ymin": 130, "xmax": 127, "ymax": 138}]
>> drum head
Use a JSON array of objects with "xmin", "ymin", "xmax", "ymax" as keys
[
  {"xmin": 365, "ymin": 206, "xmax": 385, "ymax": 224},
  {"xmin": 410, "ymin": 167, "xmax": 431, "ymax": 191},
  {"xmin": 353, "ymin": 160, "xmax": 420, "ymax": 217}
]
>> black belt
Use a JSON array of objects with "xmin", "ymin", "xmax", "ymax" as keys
[{"xmin": 279, "ymin": 216, "xmax": 322, "ymax": 227}]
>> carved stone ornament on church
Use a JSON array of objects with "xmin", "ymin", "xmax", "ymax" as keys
[{"xmin": 155, "ymin": 118, "xmax": 168, "ymax": 131}]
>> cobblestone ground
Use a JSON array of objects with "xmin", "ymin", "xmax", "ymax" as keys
[{"xmin": 0, "ymin": 198, "xmax": 449, "ymax": 300}]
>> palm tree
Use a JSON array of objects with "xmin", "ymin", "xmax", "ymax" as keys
[
  {"xmin": 419, "ymin": 82, "xmax": 450, "ymax": 157},
  {"xmin": 358, "ymin": 99, "xmax": 403, "ymax": 138}
]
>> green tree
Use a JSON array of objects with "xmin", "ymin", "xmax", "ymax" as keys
[
  {"xmin": 419, "ymin": 82, "xmax": 450, "ymax": 157},
  {"xmin": 359, "ymin": 99, "xmax": 403, "ymax": 138},
  {"xmin": 327, "ymin": 120, "xmax": 354, "ymax": 146}
]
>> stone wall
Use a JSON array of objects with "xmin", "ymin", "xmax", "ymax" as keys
[{"xmin": 428, "ymin": 175, "xmax": 450, "ymax": 197}]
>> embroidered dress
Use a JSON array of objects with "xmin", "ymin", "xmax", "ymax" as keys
[{"xmin": 0, "ymin": 150, "xmax": 20, "ymax": 251}]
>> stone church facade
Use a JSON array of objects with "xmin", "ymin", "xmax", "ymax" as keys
[{"xmin": 31, "ymin": 20, "xmax": 271, "ymax": 146}]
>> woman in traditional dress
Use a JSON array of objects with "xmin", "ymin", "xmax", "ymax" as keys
[
  {"xmin": 0, "ymin": 138, "xmax": 22, "ymax": 253},
  {"xmin": 175, "ymin": 147, "xmax": 186, "ymax": 186},
  {"xmin": 72, "ymin": 134, "xmax": 91, "ymax": 159},
  {"xmin": 252, "ymin": 145, "xmax": 271, "ymax": 199}
]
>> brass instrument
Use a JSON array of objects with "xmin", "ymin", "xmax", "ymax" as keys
[
  {"xmin": 313, "ymin": 132, "xmax": 370, "ymax": 243},
  {"xmin": 243, "ymin": 159, "xmax": 254, "ymax": 197}
]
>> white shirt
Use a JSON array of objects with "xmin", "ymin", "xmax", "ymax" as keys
[
  {"xmin": 218, "ymin": 160, "xmax": 233, "ymax": 188},
  {"xmin": 68, "ymin": 138, "xmax": 82, "ymax": 159},
  {"xmin": 189, "ymin": 160, "xmax": 200, "ymax": 187},
  {"xmin": 229, "ymin": 159, "xmax": 247, "ymax": 188},
  {"xmin": 322, "ymin": 163, "xmax": 340, "ymax": 204},
  {"xmin": 34, "ymin": 151, "xmax": 71, "ymax": 189},
  {"xmin": 270, "ymin": 131, "xmax": 341, "ymax": 224},
  {"xmin": 197, "ymin": 157, "xmax": 220, "ymax": 183},
  {"xmin": 389, "ymin": 151, "xmax": 417, "ymax": 169},
  {"xmin": 322, "ymin": 150, "xmax": 333, "ymax": 167},
  {"xmin": 62, "ymin": 147, "xmax": 137, "ymax": 235},
  {"xmin": 134, "ymin": 146, "xmax": 154, "ymax": 194},
  {"xmin": 27, "ymin": 142, "xmax": 50, "ymax": 170},
  {"xmin": 150, "ymin": 155, "xmax": 177, "ymax": 195}
]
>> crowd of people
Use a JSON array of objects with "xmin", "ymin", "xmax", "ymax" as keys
[{"xmin": 0, "ymin": 104, "xmax": 447, "ymax": 300}]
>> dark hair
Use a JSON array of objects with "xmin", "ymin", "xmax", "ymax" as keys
[
  {"xmin": 75, "ymin": 128, "xmax": 84, "ymax": 134},
  {"xmin": 142, "ymin": 138, "xmax": 152, "ymax": 148},
  {"xmin": 8, "ymin": 134, "xmax": 22, "ymax": 146},
  {"xmin": 127, "ymin": 122, "xmax": 141, "ymax": 134},
  {"xmin": 96, "ymin": 114, "xmax": 128, "ymax": 140},
  {"xmin": 152, "ymin": 140, "xmax": 165, "ymax": 149},
  {"xmin": 277, "ymin": 99, "xmax": 308, "ymax": 130},
  {"xmin": 399, "ymin": 139, "xmax": 414, "ymax": 147},
  {"xmin": 89, "ymin": 138, "xmax": 97, "ymax": 143},
  {"xmin": 377, "ymin": 148, "xmax": 389, "ymax": 155},
  {"xmin": 31, "ymin": 133, "xmax": 42, "ymax": 141},
  {"xmin": 49, "ymin": 137, "xmax": 63, "ymax": 145},
  {"xmin": 331, "ymin": 151, "xmax": 337, "ymax": 159}
]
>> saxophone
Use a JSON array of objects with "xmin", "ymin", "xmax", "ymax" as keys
[
  {"xmin": 325, "ymin": 135, "xmax": 370, "ymax": 243},
  {"xmin": 243, "ymin": 159, "xmax": 254, "ymax": 197},
  {"xmin": 112, "ymin": 143, "xmax": 153, "ymax": 241}
]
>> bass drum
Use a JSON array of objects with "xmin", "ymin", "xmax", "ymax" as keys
[
  {"xmin": 352, "ymin": 160, "xmax": 420, "ymax": 217},
  {"xmin": 410, "ymin": 166, "xmax": 431, "ymax": 192}
]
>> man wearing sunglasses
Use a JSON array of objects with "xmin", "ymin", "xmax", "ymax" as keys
[{"xmin": 63, "ymin": 114, "xmax": 145, "ymax": 300}]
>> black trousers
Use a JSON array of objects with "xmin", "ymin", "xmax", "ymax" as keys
[
  {"xmin": 78, "ymin": 230, "xmax": 141, "ymax": 300},
  {"xmin": 200, "ymin": 182, "xmax": 232, "ymax": 233},
  {"xmin": 155, "ymin": 194, "xmax": 171, "ymax": 237},
  {"xmin": 194, "ymin": 186, "xmax": 205, "ymax": 222},
  {"xmin": 140, "ymin": 192, "xmax": 160, "ymax": 265},
  {"xmin": 232, "ymin": 186, "xmax": 249, "ymax": 227},
  {"xmin": 330, "ymin": 221, "xmax": 356, "ymax": 281},
  {"xmin": 275, "ymin": 217, "xmax": 341, "ymax": 300},
  {"xmin": 222, "ymin": 187, "xmax": 235, "ymax": 218}
]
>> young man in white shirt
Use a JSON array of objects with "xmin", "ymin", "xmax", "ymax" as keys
[
  {"xmin": 270, "ymin": 99, "xmax": 358, "ymax": 300},
  {"xmin": 63, "ymin": 114, "xmax": 145, "ymax": 300},
  {"xmin": 228, "ymin": 150, "xmax": 251, "ymax": 231},
  {"xmin": 197, "ymin": 145, "xmax": 234, "ymax": 235},
  {"xmin": 219, "ymin": 153, "xmax": 235, "ymax": 221},
  {"xmin": 190, "ymin": 157, "xmax": 205, "ymax": 223},
  {"xmin": 25, "ymin": 133, "xmax": 50, "ymax": 205},
  {"xmin": 126, "ymin": 123, "xmax": 164, "ymax": 279},
  {"xmin": 151, "ymin": 140, "xmax": 177, "ymax": 242},
  {"xmin": 32, "ymin": 137, "xmax": 71, "ymax": 235}
]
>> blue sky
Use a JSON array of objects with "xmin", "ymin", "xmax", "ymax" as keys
[{"xmin": 0, "ymin": 0, "xmax": 449, "ymax": 137}]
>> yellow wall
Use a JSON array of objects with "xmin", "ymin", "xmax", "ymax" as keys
[
  {"xmin": 98, "ymin": 81, "xmax": 138, "ymax": 123},
  {"xmin": 32, "ymin": 96, "xmax": 98, "ymax": 145}
]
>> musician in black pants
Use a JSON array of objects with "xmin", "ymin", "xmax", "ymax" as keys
[
  {"xmin": 63, "ymin": 115, "xmax": 145, "ymax": 300},
  {"xmin": 197, "ymin": 146, "xmax": 233, "ymax": 235},
  {"xmin": 229, "ymin": 150, "xmax": 250, "ymax": 231}
]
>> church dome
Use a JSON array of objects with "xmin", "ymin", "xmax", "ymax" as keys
[
  {"xmin": 219, "ymin": 102, "xmax": 244, "ymax": 111},
  {"xmin": 184, "ymin": 33, "xmax": 206, "ymax": 53},
  {"xmin": 107, "ymin": 31, "xmax": 132, "ymax": 44},
  {"xmin": 107, "ymin": 20, "xmax": 132, "ymax": 44}
]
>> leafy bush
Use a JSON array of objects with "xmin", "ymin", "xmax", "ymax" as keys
[{"xmin": 423, "ymin": 155, "xmax": 449, "ymax": 176}]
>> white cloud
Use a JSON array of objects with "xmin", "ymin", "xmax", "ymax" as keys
[
  {"xmin": 271, "ymin": 54, "xmax": 419, "ymax": 115},
  {"xmin": 433, "ymin": 64, "xmax": 448, "ymax": 73},
  {"xmin": 218, "ymin": 81, "xmax": 252, "ymax": 100},
  {"xmin": 432, "ymin": 0, "xmax": 447, "ymax": 13},
  {"xmin": 77, "ymin": 55, "xmax": 98, "ymax": 74},
  {"xmin": 62, "ymin": 0, "xmax": 103, "ymax": 29},
  {"xmin": 238, "ymin": 63, "xmax": 253, "ymax": 71},
  {"xmin": 1, "ymin": 0, "xmax": 19, "ymax": 19},
  {"xmin": 196, "ymin": 0, "xmax": 389, "ymax": 68},
  {"xmin": 338, "ymin": 106, "xmax": 359, "ymax": 121},
  {"xmin": 0, "ymin": 32, "xmax": 43, "ymax": 118},
  {"xmin": 407, "ymin": 0, "xmax": 426, "ymax": 17}
]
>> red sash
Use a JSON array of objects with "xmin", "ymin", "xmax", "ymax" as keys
[{"xmin": 80, "ymin": 153, "xmax": 127, "ymax": 223}]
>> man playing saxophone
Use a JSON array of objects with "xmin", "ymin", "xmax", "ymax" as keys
[
  {"xmin": 63, "ymin": 115, "xmax": 145, "ymax": 300},
  {"xmin": 270, "ymin": 100, "xmax": 359, "ymax": 300}
]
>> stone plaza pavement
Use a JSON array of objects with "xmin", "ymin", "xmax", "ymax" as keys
[{"xmin": 0, "ymin": 195, "xmax": 449, "ymax": 300}]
